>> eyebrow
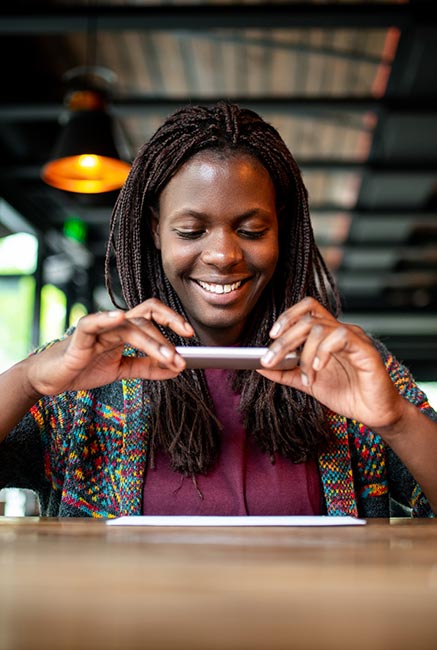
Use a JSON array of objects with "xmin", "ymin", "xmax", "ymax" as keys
[{"xmin": 169, "ymin": 208, "xmax": 274, "ymax": 222}]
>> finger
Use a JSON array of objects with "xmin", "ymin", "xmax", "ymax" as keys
[
  {"xmin": 126, "ymin": 298, "xmax": 194, "ymax": 337},
  {"xmin": 298, "ymin": 321, "xmax": 337, "ymax": 386},
  {"xmin": 256, "ymin": 367, "xmax": 311, "ymax": 394},
  {"xmin": 261, "ymin": 315, "xmax": 333, "ymax": 369},
  {"xmin": 344, "ymin": 322, "xmax": 374, "ymax": 345},
  {"xmin": 300, "ymin": 323, "xmax": 373, "ymax": 386},
  {"xmin": 311, "ymin": 326, "xmax": 377, "ymax": 375},
  {"xmin": 97, "ymin": 320, "xmax": 187, "ymax": 372},
  {"xmin": 117, "ymin": 356, "xmax": 183, "ymax": 381},
  {"xmin": 70, "ymin": 313, "xmax": 185, "ymax": 372},
  {"xmin": 295, "ymin": 320, "xmax": 371, "ymax": 384},
  {"xmin": 269, "ymin": 297, "xmax": 336, "ymax": 339},
  {"xmin": 68, "ymin": 310, "xmax": 127, "ymax": 350}
]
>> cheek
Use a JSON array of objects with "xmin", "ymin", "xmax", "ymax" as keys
[
  {"xmin": 160, "ymin": 241, "xmax": 196, "ymax": 279},
  {"xmin": 256, "ymin": 241, "xmax": 279, "ymax": 276}
]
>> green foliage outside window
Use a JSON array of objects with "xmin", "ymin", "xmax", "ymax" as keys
[
  {"xmin": 0, "ymin": 233, "xmax": 37, "ymax": 274},
  {"xmin": 0, "ymin": 276, "xmax": 35, "ymax": 372},
  {"xmin": 40, "ymin": 284, "xmax": 67, "ymax": 345}
]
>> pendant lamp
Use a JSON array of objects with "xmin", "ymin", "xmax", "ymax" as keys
[{"xmin": 41, "ymin": 69, "xmax": 131, "ymax": 194}]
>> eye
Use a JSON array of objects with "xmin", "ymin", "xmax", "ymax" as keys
[
  {"xmin": 238, "ymin": 229, "xmax": 268, "ymax": 240},
  {"xmin": 174, "ymin": 229, "xmax": 204, "ymax": 240}
]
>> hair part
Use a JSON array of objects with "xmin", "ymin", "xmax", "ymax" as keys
[{"xmin": 105, "ymin": 101, "xmax": 341, "ymax": 477}]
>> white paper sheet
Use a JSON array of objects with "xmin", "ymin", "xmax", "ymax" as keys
[{"xmin": 106, "ymin": 515, "xmax": 366, "ymax": 527}]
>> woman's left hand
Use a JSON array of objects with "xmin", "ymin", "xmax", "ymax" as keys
[{"xmin": 258, "ymin": 297, "xmax": 407, "ymax": 432}]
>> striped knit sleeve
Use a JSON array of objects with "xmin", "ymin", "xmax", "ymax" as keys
[
  {"xmin": 0, "ymin": 330, "xmax": 76, "ymax": 505},
  {"xmin": 374, "ymin": 338, "xmax": 436, "ymax": 517}
]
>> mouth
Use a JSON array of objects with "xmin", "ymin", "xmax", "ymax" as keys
[{"xmin": 195, "ymin": 279, "xmax": 246, "ymax": 295}]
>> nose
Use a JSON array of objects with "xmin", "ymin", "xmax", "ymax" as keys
[{"xmin": 200, "ymin": 230, "xmax": 243, "ymax": 268}]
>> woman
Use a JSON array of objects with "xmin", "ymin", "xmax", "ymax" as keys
[{"xmin": 0, "ymin": 101, "xmax": 436, "ymax": 518}]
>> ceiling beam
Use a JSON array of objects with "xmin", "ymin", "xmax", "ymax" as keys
[
  {"xmin": 2, "ymin": 97, "xmax": 437, "ymax": 122},
  {"xmin": 3, "ymin": 162, "xmax": 437, "ymax": 182},
  {"xmin": 0, "ymin": 3, "xmax": 435, "ymax": 34}
]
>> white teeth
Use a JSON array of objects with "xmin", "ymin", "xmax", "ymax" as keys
[{"xmin": 198, "ymin": 280, "xmax": 242, "ymax": 294}]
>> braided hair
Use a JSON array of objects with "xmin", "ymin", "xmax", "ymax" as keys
[{"xmin": 105, "ymin": 101, "xmax": 341, "ymax": 476}]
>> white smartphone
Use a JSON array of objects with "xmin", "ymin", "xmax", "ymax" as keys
[{"xmin": 175, "ymin": 346, "xmax": 299, "ymax": 370}]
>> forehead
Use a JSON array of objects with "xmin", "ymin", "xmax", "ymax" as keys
[
  {"xmin": 167, "ymin": 150, "xmax": 273, "ymax": 190},
  {"xmin": 157, "ymin": 152, "xmax": 277, "ymax": 222}
]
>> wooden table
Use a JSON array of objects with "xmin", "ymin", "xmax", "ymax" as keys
[{"xmin": 0, "ymin": 517, "xmax": 436, "ymax": 650}]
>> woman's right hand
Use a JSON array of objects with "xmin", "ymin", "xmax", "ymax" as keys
[{"xmin": 25, "ymin": 298, "xmax": 195, "ymax": 397}]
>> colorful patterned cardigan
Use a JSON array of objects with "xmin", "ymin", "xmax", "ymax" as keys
[{"xmin": 0, "ymin": 339, "xmax": 436, "ymax": 518}]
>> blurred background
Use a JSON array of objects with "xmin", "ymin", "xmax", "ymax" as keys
[{"xmin": 0, "ymin": 0, "xmax": 436, "ymax": 513}]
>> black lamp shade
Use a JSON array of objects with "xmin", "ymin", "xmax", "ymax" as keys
[{"xmin": 41, "ymin": 107, "xmax": 131, "ymax": 194}]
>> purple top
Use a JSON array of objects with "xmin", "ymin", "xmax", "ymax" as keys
[{"xmin": 142, "ymin": 369, "xmax": 323, "ymax": 515}]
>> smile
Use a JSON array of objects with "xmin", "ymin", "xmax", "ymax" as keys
[{"xmin": 197, "ymin": 280, "xmax": 243, "ymax": 294}]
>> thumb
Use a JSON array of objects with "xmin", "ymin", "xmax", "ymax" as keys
[
  {"xmin": 118, "ymin": 356, "xmax": 180, "ymax": 381},
  {"xmin": 256, "ymin": 367, "xmax": 310, "ymax": 393}
]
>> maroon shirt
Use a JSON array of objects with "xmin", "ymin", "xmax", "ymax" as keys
[{"xmin": 142, "ymin": 369, "xmax": 323, "ymax": 515}]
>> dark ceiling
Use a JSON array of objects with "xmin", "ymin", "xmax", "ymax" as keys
[{"xmin": 0, "ymin": 1, "xmax": 436, "ymax": 379}]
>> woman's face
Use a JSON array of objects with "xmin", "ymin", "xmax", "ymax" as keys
[{"xmin": 152, "ymin": 152, "xmax": 279, "ymax": 345}]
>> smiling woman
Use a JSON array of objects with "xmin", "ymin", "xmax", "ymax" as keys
[
  {"xmin": 105, "ymin": 102, "xmax": 337, "ymax": 482},
  {"xmin": 1, "ymin": 101, "xmax": 437, "ymax": 520}
]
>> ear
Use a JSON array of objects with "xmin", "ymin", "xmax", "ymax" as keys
[{"xmin": 150, "ymin": 208, "xmax": 161, "ymax": 250}]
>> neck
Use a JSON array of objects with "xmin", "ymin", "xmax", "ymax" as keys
[{"xmin": 194, "ymin": 324, "xmax": 245, "ymax": 347}]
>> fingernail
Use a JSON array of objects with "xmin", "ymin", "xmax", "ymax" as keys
[
  {"xmin": 160, "ymin": 346, "xmax": 172, "ymax": 359},
  {"xmin": 262, "ymin": 350, "xmax": 275, "ymax": 365},
  {"xmin": 174, "ymin": 355, "xmax": 185, "ymax": 368},
  {"xmin": 313, "ymin": 356, "xmax": 321, "ymax": 371},
  {"xmin": 270, "ymin": 322, "xmax": 281, "ymax": 337},
  {"xmin": 301, "ymin": 372, "xmax": 309, "ymax": 386},
  {"xmin": 107, "ymin": 310, "xmax": 122, "ymax": 318}
]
